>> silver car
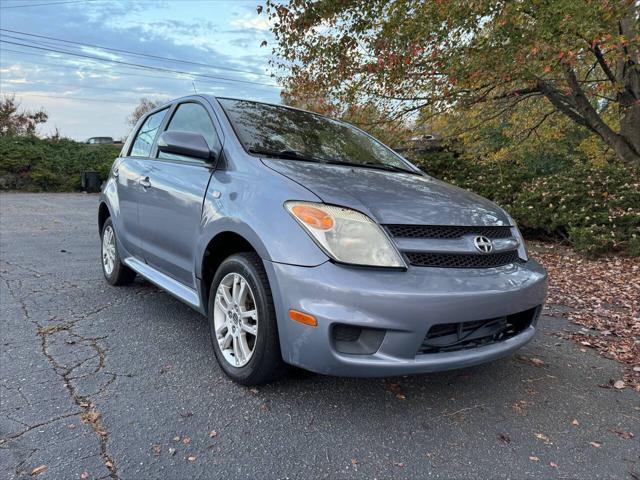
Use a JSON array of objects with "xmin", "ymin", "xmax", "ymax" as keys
[{"xmin": 98, "ymin": 96, "xmax": 547, "ymax": 385}]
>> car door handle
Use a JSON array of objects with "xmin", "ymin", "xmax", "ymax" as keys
[
  {"xmin": 112, "ymin": 167, "xmax": 119, "ymax": 178},
  {"xmin": 139, "ymin": 177, "xmax": 151, "ymax": 189}
]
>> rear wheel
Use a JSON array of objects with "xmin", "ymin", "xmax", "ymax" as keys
[
  {"xmin": 101, "ymin": 218, "xmax": 136, "ymax": 286},
  {"xmin": 207, "ymin": 252, "xmax": 285, "ymax": 385}
]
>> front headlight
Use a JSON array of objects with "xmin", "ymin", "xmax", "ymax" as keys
[
  {"xmin": 504, "ymin": 211, "xmax": 528, "ymax": 261},
  {"xmin": 285, "ymin": 201, "xmax": 405, "ymax": 268}
]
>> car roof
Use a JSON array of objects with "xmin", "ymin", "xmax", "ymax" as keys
[{"xmin": 146, "ymin": 94, "xmax": 338, "ymax": 124}]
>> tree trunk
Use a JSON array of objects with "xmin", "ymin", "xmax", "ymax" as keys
[
  {"xmin": 617, "ymin": 6, "xmax": 640, "ymax": 161},
  {"xmin": 620, "ymin": 102, "xmax": 640, "ymax": 162},
  {"xmin": 558, "ymin": 66, "xmax": 640, "ymax": 168}
]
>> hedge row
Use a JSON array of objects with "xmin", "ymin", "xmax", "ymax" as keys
[
  {"xmin": 1, "ymin": 136, "xmax": 638, "ymax": 256},
  {"xmin": 412, "ymin": 152, "xmax": 640, "ymax": 256},
  {"xmin": 0, "ymin": 135, "xmax": 119, "ymax": 192}
]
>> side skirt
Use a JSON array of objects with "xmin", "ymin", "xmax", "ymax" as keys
[{"xmin": 123, "ymin": 257, "xmax": 204, "ymax": 313}]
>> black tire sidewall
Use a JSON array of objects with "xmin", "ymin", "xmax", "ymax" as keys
[{"xmin": 207, "ymin": 253, "xmax": 279, "ymax": 384}]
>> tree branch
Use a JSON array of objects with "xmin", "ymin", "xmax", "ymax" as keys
[{"xmin": 590, "ymin": 44, "xmax": 619, "ymax": 84}]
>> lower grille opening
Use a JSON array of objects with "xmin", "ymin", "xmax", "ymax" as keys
[
  {"xmin": 406, "ymin": 250, "xmax": 523, "ymax": 268},
  {"xmin": 417, "ymin": 307, "xmax": 539, "ymax": 355},
  {"xmin": 332, "ymin": 324, "xmax": 385, "ymax": 355}
]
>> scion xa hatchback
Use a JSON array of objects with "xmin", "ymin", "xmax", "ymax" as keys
[{"xmin": 99, "ymin": 96, "xmax": 547, "ymax": 385}]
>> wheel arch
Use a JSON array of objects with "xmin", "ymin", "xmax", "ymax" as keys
[
  {"xmin": 199, "ymin": 229, "xmax": 266, "ymax": 314},
  {"xmin": 98, "ymin": 201, "xmax": 111, "ymax": 235}
]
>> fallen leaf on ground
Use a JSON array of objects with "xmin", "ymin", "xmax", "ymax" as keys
[
  {"xmin": 517, "ymin": 355, "xmax": 545, "ymax": 367},
  {"xmin": 351, "ymin": 459, "xmax": 359, "ymax": 466},
  {"xmin": 168, "ymin": 448, "xmax": 176, "ymax": 456},
  {"xmin": 260, "ymin": 404, "xmax": 269, "ymax": 412},
  {"xmin": 30, "ymin": 465, "xmax": 47, "ymax": 476},
  {"xmin": 249, "ymin": 388, "xmax": 259, "ymax": 395},
  {"xmin": 529, "ymin": 456, "xmax": 540, "ymax": 462},
  {"xmin": 208, "ymin": 430, "xmax": 218, "ymax": 438},
  {"xmin": 182, "ymin": 436, "xmax": 191, "ymax": 445},
  {"xmin": 393, "ymin": 462, "xmax": 405, "ymax": 468},
  {"xmin": 498, "ymin": 433, "xmax": 511, "ymax": 444},
  {"xmin": 535, "ymin": 433, "xmax": 553, "ymax": 445},
  {"xmin": 105, "ymin": 460, "xmax": 113, "ymax": 470},
  {"xmin": 512, "ymin": 400, "xmax": 530, "ymax": 414},
  {"xmin": 80, "ymin": 472, "xmax": 89, "ymax": 480},
  {"xmin": 152, "ymin": 444, "xmax": 162, "ymax": 456},
  {"xmin": 610, "ymin": 429, "xmax": 634, "ymax": 440},
  {"xmin": 173, "ymin": 436, "xmax": 180, "ymax": 442},
  {"xmin": 613, "ymin": 380, "xmax": 625, "ymax": 389},
  {"xmin": 550, "ymin": 462, "xmax": 558, "ymax": 468},
  {"xmin": 187, "ymin": 455, "xmax": 196, "ymax": 462},
  {"xmin": 590, "ymin": 441, "xmax": 602, "ymax": 448},
  {"xmin": 387, "ymin": 382, "xmax": 406, "ymax": 399},
  {"xmin": 571, "ymin": 419, "xmax": 579, "ymax": 426}
]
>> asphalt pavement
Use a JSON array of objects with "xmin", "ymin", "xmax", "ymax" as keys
[{"xmin": 1, "ymin": 193, "xmax": 638, "ymax": 479}]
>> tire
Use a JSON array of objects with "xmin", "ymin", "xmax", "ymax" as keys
[
  {"xmin": 101, "ymin": 218, "xmax": 136, "ymax": 286},
  {"xmin": 207, "ymin": 252, "xmax": 285, "ymax": 385}
]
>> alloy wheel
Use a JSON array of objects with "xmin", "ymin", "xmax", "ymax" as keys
[
  {"xmin": 102, "ymin": 225, "xmax": 116, "ymax": 276},
  {"xmin": 213, "ymin": 272, "xmax": 259, "ymax": 367}
]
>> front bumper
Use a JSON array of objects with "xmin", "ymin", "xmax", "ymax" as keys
[{"xmin": 264, "ymin": 259, "xmax": 547, "ymax": 377}]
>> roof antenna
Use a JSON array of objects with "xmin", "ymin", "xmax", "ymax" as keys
[{"xmin": 192, "ymin": 81, "xmax": 198, "ymax": 94}]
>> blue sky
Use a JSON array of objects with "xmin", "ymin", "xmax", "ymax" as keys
[{"xmin": 0, "ymin": 0, "xmax": 281, "ymax": 140}]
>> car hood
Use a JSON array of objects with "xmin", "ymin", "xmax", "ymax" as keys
[{"xmin": 262, "ymin": 159, "xmax": 511, "ymax": 226}]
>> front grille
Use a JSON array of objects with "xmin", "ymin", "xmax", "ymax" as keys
[
  {"xmin": 405, "ymin": 250, "xmax": 522, "ymax": 268},
  {"xmin": 385, "ymin": 224, "xmax": 512, "ymax": 239},
  {"xmin": 417, "ymin": 307, "xmax": 538, "ymax": 355}
]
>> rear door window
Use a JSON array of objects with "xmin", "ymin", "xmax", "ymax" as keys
[{"xmin": 130, "ymin": 108, "xmax": 168, "ymax": 157}]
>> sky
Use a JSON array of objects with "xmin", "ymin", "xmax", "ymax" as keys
[{"xmin": 0, "ymin": 0, "xmax": 282, "ymax": 140}]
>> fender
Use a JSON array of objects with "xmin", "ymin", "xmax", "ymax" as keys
[
  {"xmin": 195, "ymin": 163, "xmax": 330, "ymax": 272},
  {"xmin": 98, "ymin": 172, "xmax": 134, "ymax": 260}
]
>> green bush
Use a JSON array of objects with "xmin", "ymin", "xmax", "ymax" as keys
[
  {"xmin": 0, "ymin": 135, "xmax": 120, "ymax": 191},
  {"xmin": 412, "ymin": 152, "xmax": 640, "ymax": 256}
]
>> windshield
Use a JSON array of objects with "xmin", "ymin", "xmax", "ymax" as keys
[{"xmin": 218, "ymin": 98, "xmax": 415, "ymax": 172}]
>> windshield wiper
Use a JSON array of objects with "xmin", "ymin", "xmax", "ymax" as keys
[
  {"xmin": 324, "ymin": 159, "xmax": 422, "ymax": 175},
  {"xmin": 248, "ymin": 147, "xmax": 322, "ymax": 163}
]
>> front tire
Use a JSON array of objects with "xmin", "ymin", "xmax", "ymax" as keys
[
  {"xmin": 101, "ymin": 218, "xmax": 136, "ymax": 286},
  {"xmin": 207, "ymin": 252, "xmax": 285, "ymax": 385}
]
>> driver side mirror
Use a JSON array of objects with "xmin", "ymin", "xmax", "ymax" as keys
[{"xmin": 157, "ymin": 131, "xmax": 217, "ymax": 163}]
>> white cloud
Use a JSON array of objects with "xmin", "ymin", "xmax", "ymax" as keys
[{"xmin": 230, "ymin": 15, "xmax": 271, "ymax": 32}]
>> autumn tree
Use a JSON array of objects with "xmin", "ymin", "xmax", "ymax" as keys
[
  {"xmin": 127, "ymin": 97, "xmax": 162, "ymax": 127},
  {"xmin": 264, "ymin": 0, "xmax": 640, "ymax": 166},
  {"xmin": 0, "ymin": 95, "xmax": 48, "ymax": 137}
]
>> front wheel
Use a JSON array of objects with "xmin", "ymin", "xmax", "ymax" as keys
[
  {"xmin": 101, "ymin": 218, "xmax": 136, "ymax": 286},
  {"xmin": 207, "ymin": 252, "xmax": 285, "ymax": 385}
]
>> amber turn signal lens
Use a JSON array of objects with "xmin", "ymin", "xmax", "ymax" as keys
[
  {"xmin": 289, "ymin": 309, "xmax": 317, "ymax": 327},
  {"xmin": 291, "ymin": 205, "xmax": 334, "ymax": 231}
]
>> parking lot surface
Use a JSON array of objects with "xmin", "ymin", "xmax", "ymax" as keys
[{"xmin": 1, "ymin": 193, "xmax": 638, "ymax": 479}]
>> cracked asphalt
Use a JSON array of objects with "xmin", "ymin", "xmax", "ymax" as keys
[{"xmin": 1, "ymin": 192, "xmax": 638, "ymax": 479}]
